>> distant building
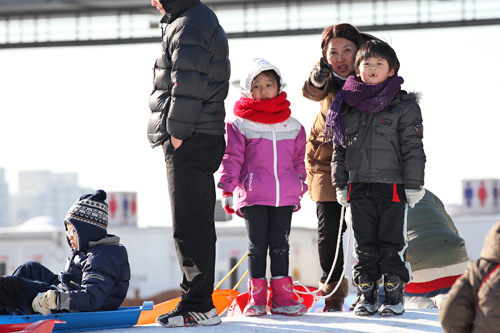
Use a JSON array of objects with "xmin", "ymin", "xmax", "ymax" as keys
[
  {"xmin": 10, "ymin": 170, "xmax": 93, "ymax": 226},
  {"xmin": 0, "ymin": 168, "xmax": 9, "ymax": 227}
]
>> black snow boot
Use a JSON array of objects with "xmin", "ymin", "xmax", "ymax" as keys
[
  {"xmin": 353, "ymin": 274, "xmax": 379, "ymax": 316},
  {"xmin": 380, "ymin": 274, "xmax": 405, "ymax": 316}
]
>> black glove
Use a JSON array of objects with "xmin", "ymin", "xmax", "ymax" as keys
[{"xmin": 310, "ymin": 57, "xmax": 331, "ymax": 88}]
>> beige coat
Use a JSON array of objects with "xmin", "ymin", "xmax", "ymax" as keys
[
  {"xmin": 301, "ymin": 64, "xmax": 341, "ymax": 202},
  {"xmin": 439, "ymin": 220, "xmax": 500, "ymax": 333}
]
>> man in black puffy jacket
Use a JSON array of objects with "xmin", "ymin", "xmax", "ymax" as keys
[
  {"xmin": 148, "ymin": 0, "xmax": 230, "ymax": 328},
  {"xmin": 0, "ymin": 190, "xmax": 130, "ymax": 316}
]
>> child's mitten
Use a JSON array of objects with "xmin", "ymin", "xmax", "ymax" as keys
[
  {"xmin": 221, "ymin": 192, "xmax": 235, "ymax": 215},
  {"xmin": 336, "ymin": 187, "xmax": 349, "ymax": 207},
  {"xmin": 310, "ymin": 58, "xmax": 331, "ymax": 88},
  {"xmin": 405, "ymin": 188, "xmax": 426, "ymax": 208},
  {"xmin": 32, "ymin": 290, "xmax": 58, "ymax": 316}
]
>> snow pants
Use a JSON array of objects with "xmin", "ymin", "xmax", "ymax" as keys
[
  {"xmin": 350, "ymin": 196, "xmax": 411, "ymax": 284},
  {"xmin": 241, "ymin": 205, "xmax": 294, "ymax": 279},
  {"xmin": 316, "ymin": 201, "xmax": 347, "ymax": 284},
  {"xmin": 162, "ymin": 133, "xmax": 225, "ymax": 313},
  {"xmin": 0, "ymin": 261, "xmax": 58, "ymax": 314}
]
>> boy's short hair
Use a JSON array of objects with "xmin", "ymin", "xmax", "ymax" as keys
[
  {"xmin": 253, "ymin": 69, "xmax": 281, "ymax": 87},
  {"xmin": 355, "ymin": 40, "xmax": 400, "ymax": 75}
]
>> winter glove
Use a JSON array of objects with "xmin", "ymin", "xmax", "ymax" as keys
[
  {"xmin": 336, "ymin": 187, "xmax": 349, "ymax": 207},
  {"xmin": 310, "ymin": 57, "xmax": 331, "ymax": 88},
  {"xmin": 32, "ymin": 290, "xmax": 58, "ymax": 316},
  {"xmin": 405, "ymin": 188, "xmax": 426, "ymax": 208},
  {"xmin": 221, "ymin": 192, "xmax": 235, "ymax": 215}
]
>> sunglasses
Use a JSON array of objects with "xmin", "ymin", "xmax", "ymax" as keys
[{"xmin": 66, "ymin": 229, "xmax": 77, "ymax": 237}]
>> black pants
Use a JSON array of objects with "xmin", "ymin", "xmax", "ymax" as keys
[
  {"xmin": 316, "ymin": 201, "xmax": 347, "ymax": 284},
  {"xmin": 350, "ymin": 196, "xmax": 410, "ymax": 284},
  {"xmin": 163, "ymin": 133, "xmax": 225, "ymax": 313},
  {"xmin": 0, "ymin": 262, "xmax": 58, "ymax": 314},
  {"xmin": 241, "ymin": 205, "xmax": 294, "ymax": 279}
]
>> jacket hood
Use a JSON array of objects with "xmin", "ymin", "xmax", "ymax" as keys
[
  {"xmin": 159, "ymin": 0, "xmax": 199, "ymax": 24},
  {"xmin": 480, "ymin": 220, "xmax": 500, "ymax": 263},
  {"xmin": 240, "ymin": 57, "xmax": 284, "ymax": 99},
  {"xmin": 88, "ymin": 234, "xmax": 121, "ymax": 248}
]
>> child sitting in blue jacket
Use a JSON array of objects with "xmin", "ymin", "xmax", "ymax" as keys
[{"xmin": 0, "ymin": 189, "xmax": 130, "ymax": 316}]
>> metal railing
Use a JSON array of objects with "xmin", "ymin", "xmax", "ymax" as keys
[{"xmin": 0, "ymin": 0, "xmax": 499, "ymax": 48}]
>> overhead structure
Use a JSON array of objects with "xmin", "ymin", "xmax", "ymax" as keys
[{"xmin": 0, "ymin": 0, "xmax": 499, "ymax": 48}]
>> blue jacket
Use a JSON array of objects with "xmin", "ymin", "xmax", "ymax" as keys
[{"xmin": 57, "ymin": 235, "xmax": 130, "ymax": 312}]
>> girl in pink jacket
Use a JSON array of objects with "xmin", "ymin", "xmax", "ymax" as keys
[{"xmin": 218, "ymin": 58, "xmax": 308, "ymax": 317}]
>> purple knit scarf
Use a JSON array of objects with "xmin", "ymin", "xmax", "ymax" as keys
[{"xmin": 324, "ymin": 75, "xmax": 404, "ymax": 145}]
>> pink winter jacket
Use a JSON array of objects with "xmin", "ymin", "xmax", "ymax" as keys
[{"xmin": 218, "ymin": 116, "xmax": 308, "ymax": 218}]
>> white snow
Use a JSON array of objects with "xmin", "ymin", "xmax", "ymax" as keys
[
  {"xmin": 111, "ymin": 309, "xmax": 443, "ymax": 333},
  {"xmin": 80, "ymin": 294, "xmax": 444, "ymax": 333}
]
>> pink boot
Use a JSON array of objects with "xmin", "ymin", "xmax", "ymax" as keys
[
  {"xmin": 243, "ymin": 278, "xmax": 268, "ymax": 317},
  {"xmin": 270, "ymin": 276, "xmax": 307, "ymax": 316}
]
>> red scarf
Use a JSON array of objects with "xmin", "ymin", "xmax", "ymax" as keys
[{"xmin": 233, "ymin": 92, "xmax": 291, "ymax": 124}]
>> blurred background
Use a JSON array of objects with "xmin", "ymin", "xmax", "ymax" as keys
[{"xmin": 0, "ymin": 0, "xmax": 499, "ymax": 304}]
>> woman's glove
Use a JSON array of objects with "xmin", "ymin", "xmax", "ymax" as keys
[
  {"xmin": 405, "ymin": 188, "xmax": 426, "ymax": 208},
  {"xmin": 336, "ymin": 187, "xmax": 349, "ymax": 207},
  {"xmin": 32, "ymin": 290, "xmax": 58, "ymax": 316},
  {"xmin": 310, "ymin": 58, "xmax": 331, "ymax": 88},
  {"xmin": 221, "ymin": 192, "xmax": 235, "ymax": 215}
]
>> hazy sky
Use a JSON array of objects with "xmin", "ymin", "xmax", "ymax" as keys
[{"xmin": 1, "ymin": 25, "xmax": 499, "ymax": 227}]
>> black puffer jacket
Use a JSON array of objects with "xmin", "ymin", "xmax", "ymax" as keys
[
  {"xmin": 147, "ymin": 0, "xmax": 230, "ymax": 147},
  {"xmin": 332, "ymin": 91, "xmax": 425, "ymax": 189}
]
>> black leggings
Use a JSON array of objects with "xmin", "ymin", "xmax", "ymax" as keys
[
  {"xmin": 317, "ymin": 201, "xmax": 347, "ymax": 284},
  {"xmin": 241, "ymin": 205, "xmax": 294, "ymax": 279}
]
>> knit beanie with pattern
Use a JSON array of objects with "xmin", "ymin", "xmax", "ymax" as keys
[{"xmin": 64, "ymin": 189, "xmax": 108, "ymax": 251}]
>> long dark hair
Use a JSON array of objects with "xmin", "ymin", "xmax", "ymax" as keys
[{"xmin": 320, "ymin": 23, "xmax": 379, "ymax": 60}]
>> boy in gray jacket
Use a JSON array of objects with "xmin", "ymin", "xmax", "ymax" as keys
[{"xmin": 329, "ymin": 40, "xmax": 426, "ymax": 317}]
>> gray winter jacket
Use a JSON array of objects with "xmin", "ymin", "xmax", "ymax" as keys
[
  {"xmin": 332, "ymin": 91, "xmax": 425, "ymax": 189},
  {"xmin": 147, "ymin": 0, "xmax": 230, "ymax": 147}
]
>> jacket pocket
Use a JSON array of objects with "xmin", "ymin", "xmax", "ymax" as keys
[
  {"xmin": 313, "ymin": 143, "xmax": 334, "ymax": 164},
  {"xmin": 241, "ymin": 173, "xmax": 249, "ymax": 192},
  {"xmin": 298, "ymin": 174, "xmax": 304, "ymax": 193},
  {"xmin": 372, "ymin": 126, "xmax": 401, "ymax": 170},
  {"xmin": 343, "ymin": 111, "xmax": 360, "ymax": 147},
  {"xmin": 147, "ymin": 95, "xmax": 171, "ymax": 147}
]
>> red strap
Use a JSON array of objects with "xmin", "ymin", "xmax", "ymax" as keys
[
  {"xmin": 476, "ymin": 263, "xmax": 500, "ymax": 313},
  {"xmin": 222, "ymin": 192, "xmax": 233, "ymax": 198},
  {"xmin": 347, "ymin": 184, "xmax": 351, "ymax": 201},
  {"xmin": 392, "ymin": 183, "xmax": 400, "ymax": 202}
]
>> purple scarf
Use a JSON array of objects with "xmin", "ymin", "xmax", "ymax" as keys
[{"xmin": 324, "ymin": 75, "xmax": 404, "ymax": 145}]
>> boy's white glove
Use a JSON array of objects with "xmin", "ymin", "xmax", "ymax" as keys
[
  {"xmin": 32, "ymin": 290, "xmax": 58, "ymax": 316},
  {"xmin": 221, "ymin": 192, "xmax": 235, "ymax": 215},
  {"xmin": 405, "ymin": 188, "xmax": 426, "ymax": 208},
  {"xmin": 336, "ymin": 187, "xmax": 349, "ymax": 207}
]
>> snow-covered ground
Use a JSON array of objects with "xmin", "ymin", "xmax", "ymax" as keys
[
  {"xmin": 86, "ymin": 293, "xmax": 444, "ymax": 333},
  {"xmin": 117, "ymin": 309, "xmax": 443, "ymax": 333}
]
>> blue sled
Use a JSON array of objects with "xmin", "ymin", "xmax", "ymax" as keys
[{"xmin": 0, "ymin": 301, "xmax": 153, "ymax": 333}]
